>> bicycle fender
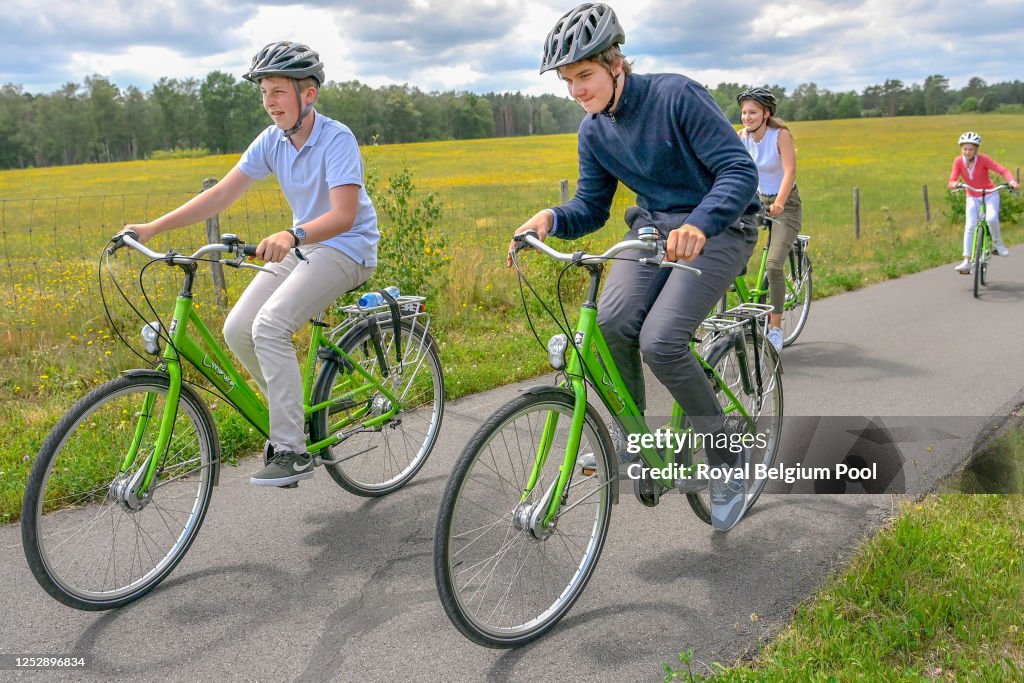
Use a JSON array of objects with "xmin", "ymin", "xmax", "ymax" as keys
[
  {"xmin": 522, "ymin": 385, "xmax": 619, "ymax": 504},
  {"xmin": 118, "ymin": 369, "xmax": 223, "ymax": 486}
]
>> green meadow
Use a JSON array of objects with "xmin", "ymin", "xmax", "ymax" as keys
[{"xmin": 1, "ymin": 113, "xmax": 1023, "ymax": 523}]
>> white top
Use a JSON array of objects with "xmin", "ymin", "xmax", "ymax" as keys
[{"xmin": 740, "ymin": 127, "xmax": 784, "ymax": 195}]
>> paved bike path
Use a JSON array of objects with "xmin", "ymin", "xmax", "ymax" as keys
[{"xmin": 2, "ymin": 251, "xmax": 1023, "ymax": 681}]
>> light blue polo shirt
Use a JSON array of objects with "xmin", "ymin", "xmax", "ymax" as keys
[{"xmin": 237, "ymin": 111, "xmax": 379, "ymax": 267}]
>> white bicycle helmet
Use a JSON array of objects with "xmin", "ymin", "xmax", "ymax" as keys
[{"xmin": 958, "ymin": 131, "xmax": 981, "ymax": 146}]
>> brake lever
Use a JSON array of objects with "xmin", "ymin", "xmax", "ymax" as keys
[
  {"xmin": 237, "ymin": 261, "xmax": 277, "ymax": 275},
  {"xmin": 106, "ymin": 230, "xmax": 138, "ymax": 256},
  {"xmin": 637, "ymin": 243, "xmax": 702, "ymax": 275}
]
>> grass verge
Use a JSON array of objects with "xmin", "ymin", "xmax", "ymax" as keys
[{"xmin": 665, "ymin": 421, "xmax": 1024, "ymax": 682}]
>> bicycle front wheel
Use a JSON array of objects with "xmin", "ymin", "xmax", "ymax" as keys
[
  {"xmin": 434, "ymin": 388, "xmax": 614, "ymax": 648},
  {"xmin": 980, "ymin": 230, "xmax": 991, "ymax": 286},
  {"xmin": 21, "ymin": 374, "xmax": 218, "ymax": 610},
  {"xmin": 973, "ymin": 227, "xmax": 985, "ymax": 297},
  {"xmin": 311, "ymin": 318, "xmax": 444, "ymax": 496},
  {"xmin": 684, "ymin": 331, "xmax": 784, "ymax": 524}
]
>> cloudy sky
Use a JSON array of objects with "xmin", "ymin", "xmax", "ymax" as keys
[{"xmin": 6, "ymin": 0, "xmax": 1022, "ymax": 97}]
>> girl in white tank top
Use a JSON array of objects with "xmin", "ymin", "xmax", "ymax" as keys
[{"xmin": 736, "ymin": 88, "xmax": 802, "ymax": 352}]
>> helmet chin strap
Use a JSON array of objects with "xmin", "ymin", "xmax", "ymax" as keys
[
  {"xmin": 745, "ymin": 113, "xmax": 769, "ymax": 135},
  {"xmin": 598, "ymin": 71, "xmax": 623, "ymax": 119},
  {"xmin": 284, "ymin": 80, "xmax": 319, "ymax": 138}
]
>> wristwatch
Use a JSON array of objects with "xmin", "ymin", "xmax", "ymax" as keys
[{"xmin": 287, "ymin": 227, "xmax": 307, "ymax": 246}]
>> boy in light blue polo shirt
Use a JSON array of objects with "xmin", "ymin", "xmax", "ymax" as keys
[{"xmin": 125, "ymin": 41, "xmax": 379, "ymax": 487}]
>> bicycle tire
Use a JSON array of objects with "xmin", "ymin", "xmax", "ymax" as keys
[
  {"xmin": 22, "ymin": 373, "xmax": 219, "ymax": 610},
  {"xmin": 973, "ymin": 225, "xmax": 985, "ymax": 298},
  {"xmin": 683, "ymin": 331, "xmax": 784, "ymax": 524},
  {"xmin": 434, "ymin": 387, "xmax": 614, "ymax": 648},
  {"xmin": 762, "ymin": 247, "xmax": 812, "ymax": 347},
  {"xmin": 980, "ymin": 230, "xmax": 991, "ymax": 287},
  {"xmin": 310, "ymin": 318, "xmax": 444, "ymax": 497}
]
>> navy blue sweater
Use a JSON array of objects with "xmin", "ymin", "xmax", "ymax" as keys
[{"xmin": 550, "ymin": 72, "xmax": 759, "ymax": 240}]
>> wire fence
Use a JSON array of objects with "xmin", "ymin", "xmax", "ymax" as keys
[{"xmin": 3, "ymin": 175, "xmax": 1013, "ymax": 336}]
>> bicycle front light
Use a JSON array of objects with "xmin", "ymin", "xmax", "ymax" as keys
[
  {"xmin": 141, "ymin": 322, "xmax": 162, "ymax": 355},
  {"xmin": 547, "ymin": 334, "xmax": 568, "ymax": 370}
]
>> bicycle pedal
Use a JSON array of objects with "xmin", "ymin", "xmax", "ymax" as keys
[
  {"xmin": 675, "ymin": 477, "xmax": 708, "ymax": 494},
  {"xmin": 278, "ymin": 482, "xmax": 299, "ymax": 489}
]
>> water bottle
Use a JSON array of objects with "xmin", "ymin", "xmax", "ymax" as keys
[{"xmin": 357, "ymin": 286, "xmax": 400, "ymax": 309}]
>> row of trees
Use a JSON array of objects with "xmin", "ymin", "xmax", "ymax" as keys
[
  {"xmin": 1, "ymin": 73, "xmax": 1022, "ymax": 170},
  {"xmin": 708, "ymin": 76, "xmax": 1024, "ymax": 123}
]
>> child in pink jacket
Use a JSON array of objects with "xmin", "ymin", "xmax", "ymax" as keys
[{"xmin": 948, "ymin": 131, "xmax": 1019, "ymax": 272}]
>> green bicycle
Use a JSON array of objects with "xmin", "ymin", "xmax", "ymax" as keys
[
  {"xmin": 22, "ymin": 232, "xmax": 444, "ymax": 610},
  {"xmin": 953, "ymin": 182, "xmax": 1013, "ymax": 298},
  {"xmin": 433, "ymin": 228, "xmax": 783, "ymax": 647},
  {"xmin": 722, "ymin": 214, "xmax": 812, "ymax": 347}
]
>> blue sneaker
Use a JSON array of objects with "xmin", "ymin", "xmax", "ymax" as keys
[{"xmin": 250, "ymin": 450, "xmax": 314, "ymax": 487}]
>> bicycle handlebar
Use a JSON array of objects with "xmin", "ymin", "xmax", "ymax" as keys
[
  {"xmin": 953, "ymin": 182, "xmax": 1015, "ymax": 194},
  {"xmin": 110, "ymin": 231, "xmax": 272, "ymax": 273},
  {"xmin": 514, "ymin": 230, "xmax": 702, "ymax": 276}
]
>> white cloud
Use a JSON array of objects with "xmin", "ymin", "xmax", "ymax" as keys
[{"xmin": 3, "ymin": 0, "xmax": 1022, "ymax": 95}]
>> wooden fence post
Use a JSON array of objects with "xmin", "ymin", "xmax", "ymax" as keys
[
  {"xmin": 202, "ymin": 178, "xmax": 228, "ymax": 309},
  {"xmin": 853, "ymin": 187, "xmax": 860, "ymax": 239},
  {"xmin": 922, "ymin": 184, "xmax": 931, "ymax": 223},
  {"xmin": 559, "ymin": 179, "xmax": 569, "ymax": 204}
]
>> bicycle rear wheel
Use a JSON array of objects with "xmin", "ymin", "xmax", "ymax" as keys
[
  {"xmin": 684, "ymin": 331, "xmax": 784, "ymax": 524},
  {"xmin": 311, "ymin": 318, "xmax": 444, "ymax": 496},
  {"xmin": 762, "ymin": 244, "xmax": 812, "ymax": 346},
  {"xmin": 21, "ymin": 374, "xmax": 218, "ymax": 610},
  {"xmin": 434, "ymin": 387, "xmax": 614, "ymax": 648}
]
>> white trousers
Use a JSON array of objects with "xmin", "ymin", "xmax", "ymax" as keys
[
  {"xmin": 223, "ymin": 244, "xmax": 374, "ymax": 453},
  {"xmin": 963, "ymin": 192, "xmax": 1003, "ymax": 256}
]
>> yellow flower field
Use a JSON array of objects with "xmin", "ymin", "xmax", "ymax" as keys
[{"xmin": 0, "ymin": 113, "xmax": 1021, "ymax": 522}]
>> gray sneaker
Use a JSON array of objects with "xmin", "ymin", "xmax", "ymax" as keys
[
  {"xmin": 709, "ymin": 446, "xmax": 750, "ymax": 531},
  {"xmin": 250, "ymin": 450, "xmax": 314, "ymax": 487}
]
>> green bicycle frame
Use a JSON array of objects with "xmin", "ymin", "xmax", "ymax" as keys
[
  {"xmin": 728, "ymin": 226, "xmax": 806, "ymax": 310},
  {"xmin": 119, "ymin": 282, "xmax": 401, "ymax": 494},
  {"xmin": 522, "ymin": 267, "xmax": 751, "ymax": 526},
  {"xmin": 970, "ymin": 220, "xmax": 991, "ymax": 261}
]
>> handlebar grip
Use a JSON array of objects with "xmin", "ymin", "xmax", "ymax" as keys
[
  {"xmin": 512, "ymin": 230, "xmax": 540, "ymax": 253},
  {"xmin": 242, "ymin": 245, "xmax": 259, "ymax": 257}
]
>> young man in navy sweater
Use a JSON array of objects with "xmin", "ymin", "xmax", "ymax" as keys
[{"xmin": 509, "ymin": 3, "xmax": 760, "ymax": 530}]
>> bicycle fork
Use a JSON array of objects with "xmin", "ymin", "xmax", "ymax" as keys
[
  {"xmin": 111, "ymin": 364, "xmax": 185, "ymax": 512},
  {"xmin": 515, "ymin": 379, "xmax": 606, "ymax": 540}
]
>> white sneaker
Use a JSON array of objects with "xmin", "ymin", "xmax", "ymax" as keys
[
  {"xmin": 766, "ymin": 326, "xmax": 783, "ymax": 353},
  {"xmin": 994, "ymin": 243, "xmax": 1009, "ymax": 257},
  {"xmin": 954, "ymin": 258, "xmax": 971, "ymax": 274}
]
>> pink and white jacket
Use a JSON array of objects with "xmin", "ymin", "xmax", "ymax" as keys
[{"xmin": 949, "ymin": 154, "xmax": 1015, "ymax": 197}]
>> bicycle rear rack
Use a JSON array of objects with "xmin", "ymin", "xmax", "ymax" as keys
[
  {"xmin": 701, "ymin": 302, "xmax": 773, "ymax": 336},
  {"xmin": 337, "ymin": 294, "xmax": 428, "ymax": 318},
  {"xmin": 329, "ymin": 295, "xmax": 430, "ymax": 339}
]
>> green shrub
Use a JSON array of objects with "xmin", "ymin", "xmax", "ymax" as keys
[{"xmin": 362, "ymin": 163, "xmax": 448, "ymax": 302}]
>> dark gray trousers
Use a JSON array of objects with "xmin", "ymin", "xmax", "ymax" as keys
[{"xmin": 597, "ymin": 213, "xmax": 757, "ymax": 434}]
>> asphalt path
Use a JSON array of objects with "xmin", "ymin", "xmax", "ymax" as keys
[{"xmin": 2, "ymin": 250, "xmax": 1023, "ymax": 682}]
